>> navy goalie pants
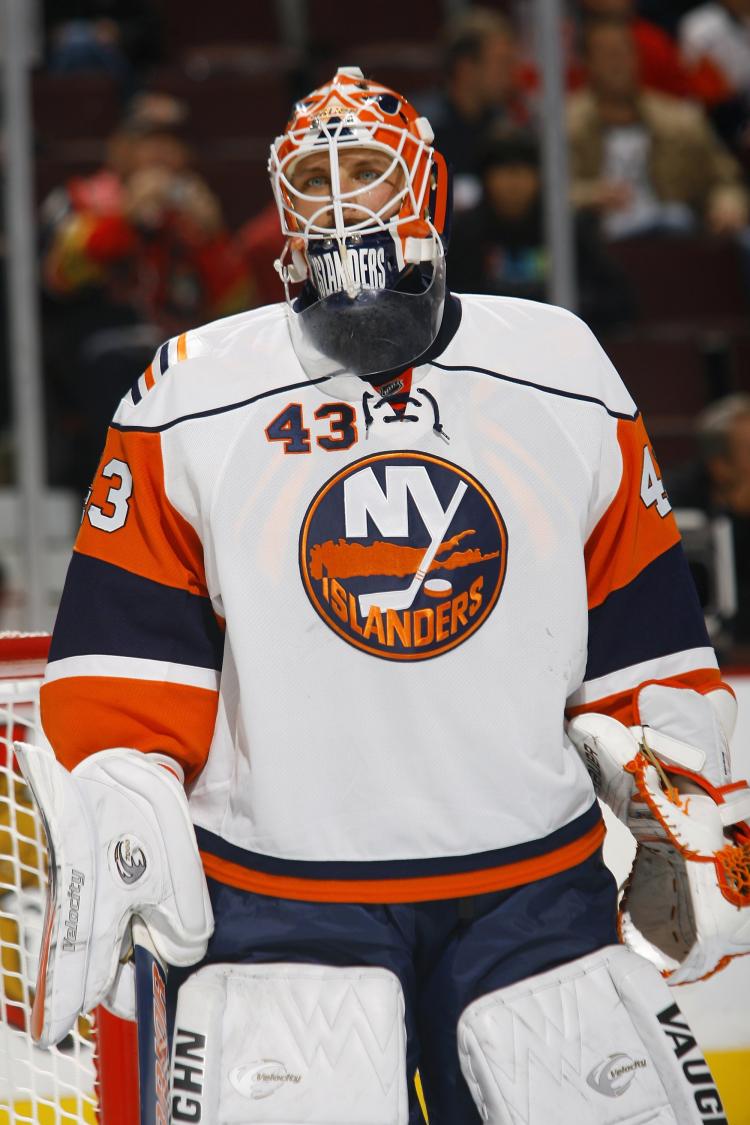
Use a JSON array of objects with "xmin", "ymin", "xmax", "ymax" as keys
[{"xmin": 168, "ymin": 848, "xmax": 618, "ymax": 1124}]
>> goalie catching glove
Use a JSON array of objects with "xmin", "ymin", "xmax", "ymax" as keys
[
  {"xmin": 15, "ymin": 743, "xmax": 214, "ymax": 1047},
  {"xmin": 567, "ymin": 702, "xmax": 750, "ymax": 985}
]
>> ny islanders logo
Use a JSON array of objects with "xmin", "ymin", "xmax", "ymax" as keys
[{"xmin": 299, "ymin": 452, "xmax": 507, "ymax": 660}]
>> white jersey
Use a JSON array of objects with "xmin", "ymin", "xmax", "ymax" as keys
[{"xmin": 41, "ymin": 294, "xmax": 727, "ymax": 902}]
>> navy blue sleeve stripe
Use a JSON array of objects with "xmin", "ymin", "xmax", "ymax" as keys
[
  {"xmin": 159, "ymin": 341, "xmax": 169, "ymax": 374},
  {"xmin": 130, "ymin": 378, "xmax": 143, "ymax": 405},
  {"xmin": 585, "ymin": 543, "xmax": 710, "ymax": 683},
  {"xmin": 49, "ymin": 552, "xmax": 224, "ymax": 670}
]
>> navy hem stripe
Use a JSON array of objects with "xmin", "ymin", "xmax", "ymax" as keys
[
  {"xmin": 431, "ymin": 362, "xmax": 638, "ymax": 420},
  {"xmin": 195, "ymin": 802, "xmax": 602, "ymax": 881},
  {"xmin": 585, "ymin": 542, "xmax": 710, "ymax": 682},
  {"xmin": 50, "ymin": 552, "xmax": 224, "ymax": 670}
]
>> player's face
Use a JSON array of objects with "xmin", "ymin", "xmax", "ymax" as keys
[{"xmin": 289, "ymin": 147, "xmax": 405, "ymax": 228}]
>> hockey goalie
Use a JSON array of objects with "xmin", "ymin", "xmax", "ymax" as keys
[{"xmin": 17, "ymin": 65, "xmax": 750, "ymax": 1124}]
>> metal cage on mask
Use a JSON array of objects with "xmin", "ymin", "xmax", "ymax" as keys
[{"xmin": 268, "ymin": 67, "xmax": 450, "ymax": 382}]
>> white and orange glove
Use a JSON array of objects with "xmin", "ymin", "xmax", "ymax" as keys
[
  {"xmin": 567, "ymin": 685, "xmax": 750, "ymax": 985},
  {"xmin": 15, "ymin": 744, "xmax": 213, "ymax": 1047}
]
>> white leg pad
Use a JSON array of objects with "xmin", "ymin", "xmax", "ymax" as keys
[
  {"xmin": 457, "ymin": 944, "xmax": 727, "ymax": 1125},
  {"xmin": 170, "ymin": 961, "xmax": 409, "ymax": 1124}
]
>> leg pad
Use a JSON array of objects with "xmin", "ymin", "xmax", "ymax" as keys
[
  {"xmin": 457, "ymin": 944, "xmax": 726, "ymax": 1124},
  {"xmin": 170, "ymin": 961, "xmax": 409, "ymax": 1123}
]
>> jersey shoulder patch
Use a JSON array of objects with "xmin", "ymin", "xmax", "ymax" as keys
[{"xmin": 127, "ymin": 332, "xmax": 199, "ymax": 406}]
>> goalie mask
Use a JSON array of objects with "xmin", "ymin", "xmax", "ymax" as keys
[{"xmin": 269, "ymin": 66, "xmax": 450, "ymax": 384}]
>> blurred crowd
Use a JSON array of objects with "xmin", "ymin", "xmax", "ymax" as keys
[
  {"xmin": 1, "ymin": 0, "xmax": 750, "ymax": 650},
  {"xmin": 39, "ymin": 91, "xmax": 250, "ymax": 486}
]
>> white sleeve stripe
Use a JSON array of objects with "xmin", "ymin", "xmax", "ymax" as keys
[
  {"xmin": 44, "ymin": 654, "xmax": 220, "ymax": 692},
  {"xmin": 567, "ymin": 647, "xmax": 719, "ymax": 708}
]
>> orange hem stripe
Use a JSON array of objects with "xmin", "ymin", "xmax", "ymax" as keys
[
  {"xmin": 199, "ymin": 821, "xmax": 606, "ymax": 903},
  {"xmin": 177, "ymin": 332, "xmax": 187, "ymax": 361}
]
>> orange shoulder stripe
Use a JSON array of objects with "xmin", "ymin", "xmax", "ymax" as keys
[
  {"xmin": 585, "ymin": 416, "xmax": 680, "ymax": 610},
  {"xmin": 41, "ymin": 676, "xmax": 216, "ymax": 783},
  {"xmin": 78, "ymin": 427, "xmax": 207, "ymax": 596},
  {"xmin": 199, "ymin": 821, "xmax": 605, "ymax": 904}
]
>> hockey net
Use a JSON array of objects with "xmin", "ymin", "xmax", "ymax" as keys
[{"xmin": 0, "ymin": 633, "xmax": 137, "ymax": 1124}]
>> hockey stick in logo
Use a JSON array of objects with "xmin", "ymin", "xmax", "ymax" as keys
[
  {"xmin": 358, "ymin": 480, "xmax": 468, "ymax": 614},
  {"xmin": 132, "ymin": 917, "xmax": 170, "ymax": 1125}
]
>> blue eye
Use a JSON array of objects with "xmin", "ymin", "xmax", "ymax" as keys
[{"xmin": 376, "ymin": 94, "xmax": 400, "ymax": 115}]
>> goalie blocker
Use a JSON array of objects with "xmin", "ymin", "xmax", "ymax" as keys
[{"xmin": 15, "ymin": 743, "xmax": 214, "ymax": 1046}]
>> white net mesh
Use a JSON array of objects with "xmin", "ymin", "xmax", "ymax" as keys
[{"xmin": 0, "ymin": 634, "xmax": 98, "ymax": 1123}]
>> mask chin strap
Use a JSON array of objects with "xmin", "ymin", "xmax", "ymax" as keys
[
  {"xmin": 274, "ymin": 238, "xmax": 358, "ymax": 299},
  {"xmin": 274, "ymin": 241, "xmax": 308, "ymax": 289}
]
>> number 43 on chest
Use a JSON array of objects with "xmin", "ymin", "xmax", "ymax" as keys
[{"xmin": 265, "ymin": 402, "xmax": 358, "ymax": 454}]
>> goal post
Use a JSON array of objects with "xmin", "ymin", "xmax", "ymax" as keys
[{"xmin": 0, "ymin": 632, "xmax": 138, "ymax": 1123}]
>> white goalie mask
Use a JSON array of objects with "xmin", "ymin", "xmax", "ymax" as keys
[{"xmin": 269, "ymin": 66, "xmax": 450, "ymax": 384}]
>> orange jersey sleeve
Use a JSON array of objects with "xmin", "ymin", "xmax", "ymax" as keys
[
  {"xmin": 567, "ymin": 414, "xmax": 725, "ymax": 725},
  {"xmin": 41, "ymin": 424, "xmax": 222, "ymax": 782}
]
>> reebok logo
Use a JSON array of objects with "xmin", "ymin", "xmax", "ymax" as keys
[
  {"xmin": 113, "ymin": 837, "xmax": 147, "ymax": 884},
  {"xmin": 378, "ymin": 377, "xmax": 404, "ymax": 398}
]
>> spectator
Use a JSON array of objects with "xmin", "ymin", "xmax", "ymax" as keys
[
  {"xmin": 567, "ymin": 15, "xmax": 749, "ymax": 239},
  {"xmin": 667, "ymin": 393, "xmax": 750, "ymax": 645},
  {"xmin": 40, "ymin": 92, "xmax": 192, "ymax": 236},
  {"xmin": 41, "ymin": 92, "xmax": 247, "ymax": 334},
  {"xmin": 44, "ymin": 0, "xmax": 164, "ymax": 93},
  {"xmin": 40, "ymin": 93, "xmax": 249, "ymax": 488},
  {"xmin": 571, "ymin": 0, "xmax": 732, "ymax": 104},
  {"xmin": 679, "ymin": 0, "xmax": 750, "ymax": 157},
  {"xmin": 415, "ymin": 6, "xmax": 531, "ymax": 210},
  {"xmin": 448, "ymin": 126, "xmax": 634, "ymax": 334}
]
